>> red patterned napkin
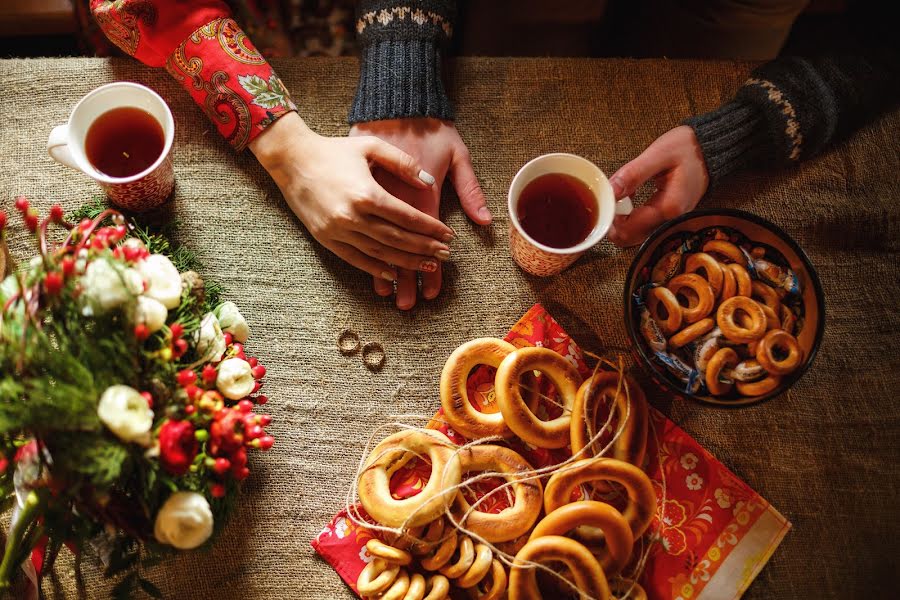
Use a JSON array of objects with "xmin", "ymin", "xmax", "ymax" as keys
[{"xmin": 312, "ymin": 304, "xmax": 790, "ymax": 599}]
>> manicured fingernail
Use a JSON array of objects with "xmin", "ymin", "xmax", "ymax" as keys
[
  {"xmin": 418, "ymin": 169, "xmax": 435, "ymax": 185},
  {"xmin": 419, "ymin": 260, "xmax": 438, "ymax": 273},
  {"xmin": 380, "ymin": 271, "xmax": 396, "ymax": 281},
  {"xmin": 477, "ymin": 207, "xmax": 492, "ymax": 222},
  {"xmin": 435, "ymin": 249, "xmax": 451, "ymax": 261},
  {"xmin": 443, "ymin": 224, "xmax": 457, "ymax": 243}
]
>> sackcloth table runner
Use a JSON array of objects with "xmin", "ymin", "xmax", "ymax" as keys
[{"xmin": 0, "ymin": 57, "xmax": 897, "ymax": 598}]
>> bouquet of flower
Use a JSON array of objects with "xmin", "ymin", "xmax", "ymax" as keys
[{"xmin": 0, "ymin": 198, "xmax": 274, "ymax": 597}]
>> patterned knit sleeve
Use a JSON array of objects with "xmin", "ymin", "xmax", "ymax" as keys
[
  {"xmin": 349, "ymin": 1, "xmax": 456, "ymax": 124},
  {"xmin": 91, "ymin": 0, "xmax": 297, "ymax": 151},
  {"xmin": 686, "ymin": 52, "xmax": 900, "ymax": 186}
]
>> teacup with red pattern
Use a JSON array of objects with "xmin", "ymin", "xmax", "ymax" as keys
[
  {"xmin": 508, "ymin": 153, "xmax": 633, "ymax": 277},
  {"xmin": 47, "ymin": 82, "xmax": 175, "ymax": 212}
]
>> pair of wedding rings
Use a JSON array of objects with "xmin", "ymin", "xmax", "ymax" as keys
[{"xmin": 338, "ymin": 329, "xmax": 386, "ymax": 371}]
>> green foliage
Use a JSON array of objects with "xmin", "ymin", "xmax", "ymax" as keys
[{"xmin": 48, "ymin": 433, "xmax": 130, "ymax": 489}]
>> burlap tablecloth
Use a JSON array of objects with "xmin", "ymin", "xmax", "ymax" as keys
[{"xmin": 1, "ymin": 57, "xmax": 897, "ymax": 599}]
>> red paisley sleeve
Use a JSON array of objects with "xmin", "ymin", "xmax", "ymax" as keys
[{"xmin": 91, "ymin": 1, "xmax": 297, "ymax": 151}]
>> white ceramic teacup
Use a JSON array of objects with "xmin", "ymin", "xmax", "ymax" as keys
[
  {"xmin": 508, "ymin": 153, "xmax": 633, "ymax": 276},
  {"xmin": 47, "ymin": 82, "xmax": 175, "ymax": 212}
]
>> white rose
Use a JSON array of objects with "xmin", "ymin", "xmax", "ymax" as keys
[
  {"xmin": 134, "ymin": 296, "xmax": 168, "ymax": 333},
  {"xmin": 216, "ymin": 357, "xmax": 255, "ymax": 400},
  {"xmin": 195, "ymin": 313, "xmax": 226, "ymax": 363},
  {"xmin": 98, "ymin": 385, "xmax": 153, "ymax": 445},
  {"xmin": 81, "ymin": 258, "xmax": 137, "ymax": 314},
  {"xmin": 213, "ymin": 301, "xmax": 250, "ymax": 343},
  {"xmin": 154, "ymin": 492, "xmax": 214, "ymax": 550},
  {"xmin": 137, "ymin": 254, "xmax": 182, "ymax": 309}
]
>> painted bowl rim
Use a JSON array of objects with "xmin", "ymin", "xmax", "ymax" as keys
[{"xmin": 623, "ymin": 208, "xmax": 826, "ymax": 408}]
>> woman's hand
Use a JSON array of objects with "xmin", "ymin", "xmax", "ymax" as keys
[
  {"xmin": 607, "ymin": 125, "xmax": 710, "ymax": 247},
  {"xmin": 350, "ymin": 118, "xmax": 491, "ymax": 310},
  {"xmin": 250, "ymin": 112, "xmax": 455, "ymax": 282}
]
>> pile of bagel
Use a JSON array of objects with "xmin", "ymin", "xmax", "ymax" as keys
[
  {"xmin": 644, "ymin": 239, "xmax": 804, "ymax": 398},
  {"xmin": 356, "ymin": 338, "xmax": 657, "ymax": 600}
]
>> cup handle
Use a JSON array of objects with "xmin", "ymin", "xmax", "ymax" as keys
[
  {"xmin": 615, "ymin": 196, "xmax": 634, "ymax": 216},
  {"xmin": 47, "ymin": 125, "xmax": 80, "ymax": 171}
]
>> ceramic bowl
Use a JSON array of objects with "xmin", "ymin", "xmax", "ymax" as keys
[{"xmin": 624, "ymin": 209, "xmax": 825, "ymax": 407}]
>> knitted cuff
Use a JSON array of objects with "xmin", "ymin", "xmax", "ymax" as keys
[
  {"xmin": 349, "ymin": 37, "xmax": 453, "ymax": 124},
  {"xmin": 685, "ymin": 101, "xmax": 770, "ymax": 187}
]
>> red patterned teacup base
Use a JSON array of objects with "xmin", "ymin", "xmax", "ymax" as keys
[
  {"xmin": 509, "ymin": 223, "xmax": 582, "ymax": 276},
  {"xmin": 102, "ymin": 153, "xmax": 175, "ymax": 212}
]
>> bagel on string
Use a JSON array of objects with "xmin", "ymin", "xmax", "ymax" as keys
[
  {"xmin": 570, "ymin": 372, "xmax": 648, "ymax": 470},
  {"xmin": 450, "ymin": 444, "xmax": 543, "ymax": 542},
  {"xmin": 544, "ymin": 458, "xmax": 657, "ymax": 539},
  {"xmin": 508, "ymin": 535, "xmax": 609, "ymax": 600},
  {"xmin": 358, "ymin": 429, "xmax": 462, "ymax": 528},
  {"xmin": 440, "ymin": 338, "xmax": 537, "ymax": 439},
  {"xmin": 667, "ymin": 273, "xmax": 715, "ymax": 323},
  {"xmin": 529, "ymin": 500, "xmax": 634, "ymax": 575},
  {"xmin": 495, "ymin": 347, "xmax": 583, "ymax": 449}
]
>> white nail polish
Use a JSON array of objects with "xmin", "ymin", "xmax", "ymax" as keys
[{"xmin": 418, "ymin": 169, "xmax": 436, "ymax": 186}]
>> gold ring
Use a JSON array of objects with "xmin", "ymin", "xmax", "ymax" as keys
[
  {"xmin": 337, "ymin": 329, "xmax": 361, "ymax": 356},
  {"xmin": 363, "ymin": 341, "xmax": 386, "ymax": 371}
]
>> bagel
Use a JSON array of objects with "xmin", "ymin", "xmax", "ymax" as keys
[
  {"xmin": 716, "ymin": 296, "xmax": 767, "ymax": 344},
  {"xmin": 529, "ymin": 500, "xmax": 634, "ymax": 575},
  {"xmin": 610, "ymin": 580, "xmax": 648, "ymax": 600},
  {"xmin": 726, "ymin": 263, "xmax": 752, "ymax": 297},
  {"xmin": 705, "ymin": 347, "xmax": 739, "ymax": 396},
  {"xmin": 668, "ymin": 318, "xmax": 715, "ymax": 349},
  {"xmin": 358, "ymin": 429, "xmax": 462, "ymax": 528},
  {"xmin": 440, "ymin": 338, "xmax": 536, "ymax": 439},
  {"xmin": 508, "ymin": 535, "xmax": 609, "ymax": 600},
  {"xmin": 780, "ymin": 304, "xmax": 796, "ymax": 335},
  {"xmin": 450, "ymin": 445, "xmax": 543, "ymax": 542},
  {"xmin": 570, "ymin": 372, "xmax": 648, "ymax": 470},
  {"xmin": 756, "ymin": 329, "xmax": 803, "ymax": 376},
  {"xmin": 685, "ymin": 252, "xmax": 725, "ymax": 297},
  {"xmin": 468, "ymin": 559, "xmax": 507, "ymax": 600},
  {"xmin": 646, "ymin": 286, "xmax": 683, "ymax": 336},
  {"xmin": 544, "ymin": 458, "xmax": 656, "ymax": 538},
  {"xmin": 736, "ymin": 375, "xmax": 781, "ymax": 397},
  {"xmin": 719, "ymin": 261, "xmax": 737, "ymax": 300},
  {"xmin": 366, "ymin": 538, "xmax": 412, "ymax": 566},
  {"xmin": 702, "ymin": 239, "xmax": 745, "ymax": 264},
  {"xmin": 751, "ymin": 281, "xmax": 780, "ymax": 312},
  {"xmin": 667, "ymin": 273, "xmax": 715, "ymax": 323},
  {"xmin": 495, "ymin": 347, "xmax": 583, "ymax": 449},
  {"xmin": 357, "ymin": 558, "xmax": 402, "ymax": 596}
]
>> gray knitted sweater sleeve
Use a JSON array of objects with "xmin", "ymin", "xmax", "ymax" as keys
[
  {"xmin": 349, "ymin": 1, "xmax": 456, "ymax": 124},
  {"xmin": 686, "ymin": 52, "xmax": 900, "ymax": 185}
]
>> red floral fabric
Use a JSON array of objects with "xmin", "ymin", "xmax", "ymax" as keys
[
  {"xmin": 91, "ymin": 0, "xmax": 297, "ymax": 151},
  {"xmin": 312, "ymin": 304, "xmax": 791, "ymax": 599}
]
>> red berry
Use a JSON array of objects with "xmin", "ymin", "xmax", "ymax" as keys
[
  {"xmin": 0, "ymin": 211, "xmax": 7, "ymax": 230},
  {"xmin": 233, "ymin": 467, "xmax": 250, "ymax": 481},
  {"xmin": 255, "ymin": 395, "xmax": 268, "ymax": 405},
  {"xmin": 184, "ymin": 405, "xmax": 196, "ymax": 415},
  {"xmin": 223, "ymin": 332, "xmax": 234, "ymax": 346},
  {"xmin": 170, "ymin": 322, "xmax": 184, "ymax": 338},
  {"xmin": 111, "ymin": 224, "xmax": 127, "ymax": 241},
  {"xmin": 134, "ymin": 324, "xmax": 150, "ymax": 341},
  {"xmin": 61, "ymin": 257, "xmax": 75, "ymax": 278},
  {"xmin": 44, "ymin": 272, "xmax": 63, "ymax": 295},
  {"xmin": 49, "ymin": 205, "xmax": 64, "ymax": 222},
  {"xmin": 258, "ymin": 435, "xmax": 275, "ymax": 450},
  {"xmin": 184, "ymin": 384, "xmax": 201, "ymax": 401},
  {"xmin": 24, "ymin": 213, "xmax": 38, "ymax": 233},
  {"xmin": 248, "ymin": 357, "xmax": 258, "ymax": 367},
  {"xmin": 210, "ymin": 483, "xmax": 226, "ymax": 498},
  {"xmin": 141, "ymin": 391, "xmax": 154, "ymax": 408},
  {"xmin": 231, "ymin": 447, "xmax": 248, "ymax": 467},
  {"xmin": 246, "ymin": 425, "xmax": 264, "ymax": 440},
  {"xmin": 177, "ymin": 369, "xmax": 197, "ymax": 387},
  {"xmin": 14, "ymin": 196, "xmax": 28, "ymax": 211},
  {"xmin": 172, "ymin": 338, "xmax": 189, "ymax": 358},
  {"xmin": 251, "ymin": 365, "xmax": 266, "ymax": 379},
  {"xmin": 258, "ymin": 414, "xmax": 272, "ymax": 426},
  {"xmin": 78, "ymin": 218, "xmax": 91, "ymax": 231},
  {"xmin": 202, "ymin": 364, "xmax": 217, "ymax": 384},
  {"xmin": 252, "ymin": 381, "xmax": 261, "ymax": 394},
  {"xmin": 237, "ymin": 400, "xmax": 253, "ymax": 414},
  {"xmin": 213, "ymin": 457, "xmax": 231, "ymax": 475}
]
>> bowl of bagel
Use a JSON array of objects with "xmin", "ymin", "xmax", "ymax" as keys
[
  {"xmin": 624, "ymin": 209, "xmax": 824, "ymax": 406},
  {"xmin": 354, "ymin": 338, "xmax": 657, "ymax": 600}
]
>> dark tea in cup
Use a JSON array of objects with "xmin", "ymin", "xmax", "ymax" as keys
[
  {"xmin": 85, "ymin": 107, "xmax": 165, "ymax": 178},
  {"xmin": 516, "ymin": 173, "xmax": 598, "ymax": 249}
]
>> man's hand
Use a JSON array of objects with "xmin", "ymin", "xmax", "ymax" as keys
[
  {"xmin": 250, "ymin": 113, "xmax": 455, "ymax": 283},
  {"xmin": 608, "ymin": 126, "xmax": 710, "ymax": 247},
  {"xmin": 350, "ymin": 118, "xmax": 491, "ymax": 310}
]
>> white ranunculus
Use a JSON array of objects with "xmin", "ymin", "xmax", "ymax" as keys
[
  {"xmin": 216, "ymin": 357, "xmax": 255, "ymax": 400},
  {"xmin": 154, "ymin": 492, "xmax": 214, "ymax": 550},
  {"xmin": 137, "ymin": 254, "xmax": 182, "ymax": 309},
  {"xmin": 134, "ymin": 296, "xmax": 168, "ymax": 333},
  {"xmin": 97, "ymin": 385, "xmax": 154, "ymax": 445},
  {"xmin": 213, "ymin": 301, "xmax": 250, "ymax": 343},
  {"xmin": 195, "ymin": 313, "xmax": 226, "ymax": 363},
  {"xmin": 81, "ymin": 258, "xmax": 137, "ymax": 314}
]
